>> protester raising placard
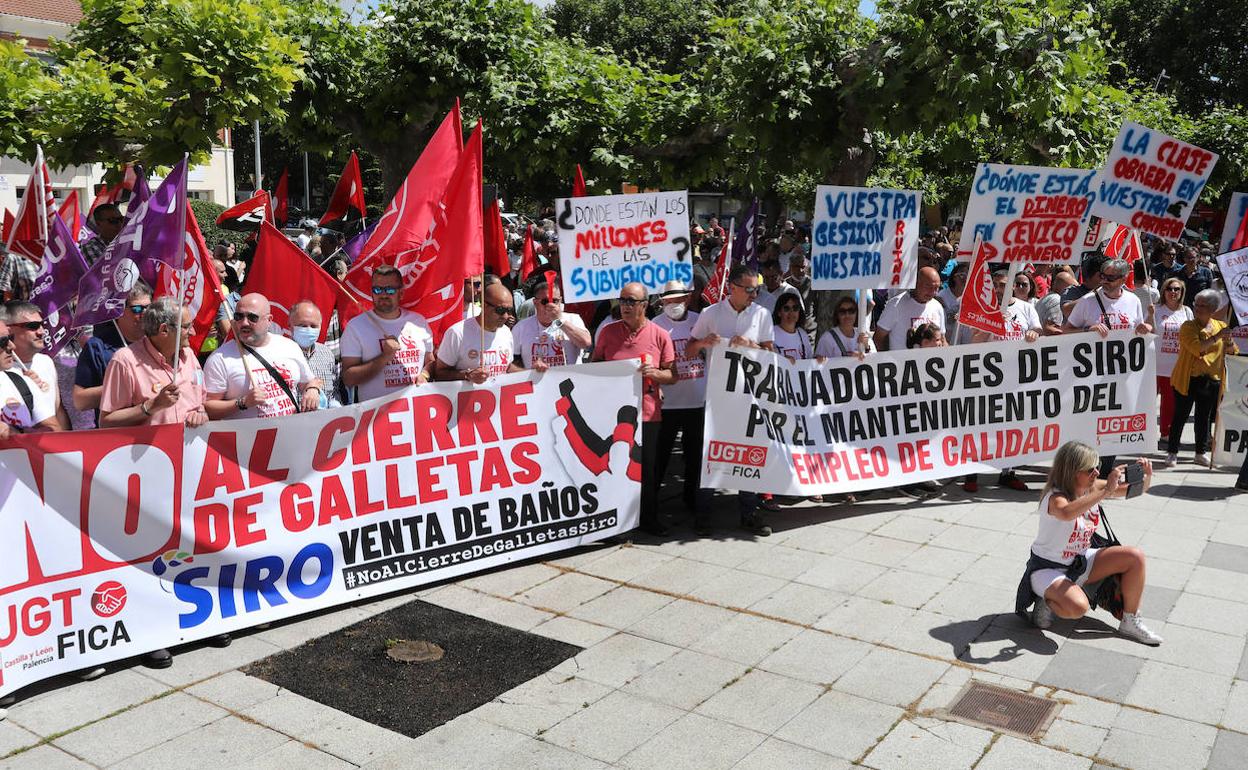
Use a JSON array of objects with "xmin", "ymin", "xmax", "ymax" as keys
[
  {"xmin": 958, "ymin": 163, "xmax": 1096, "ymax": 264},
  {"xmin": 1091, "ymin": 121, "xmax": 1218, "ymax": 241},
  {"xmin": 556, "ymin": 191, "xmax": 692, "ymax": 303},
  {"xmin": 810, "ymin": 185, "xmax": 921, "ymax": 290}
]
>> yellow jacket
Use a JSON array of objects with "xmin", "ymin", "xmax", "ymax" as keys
[{"xmin": 1171, "ymin": 318, "xmax": 1237, "ymax": 395}]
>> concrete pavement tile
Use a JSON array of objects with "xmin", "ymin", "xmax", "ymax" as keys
[
  {"xmin": 871, "ymin": 514, "xmax": 952, "ymax": 544},
  {"xmin": 1148, "ymin": 624, "xmax": 1244, "ymax": 678},
  {"xmin": 0, "ymin": 745, "xmax": 92, "ymax": 769},
  {"xmin": 53, "ymin": 692, "xmax": 227, "ymax": 766},
  {"xmin": 793, "ymin": 554, "xmax": 887, "ymax": 594},
  {"xmin": 1184, "ymin": 564, "xmax": 1248, "ymax": 601},
  {"xmin": 831, "ymin": 647, "xmax": 949, "ymax": 708},
  {"xmin": 976, "ymin": 734, "xmax": 1092, "ymax": 770},
  {"xmin": 860, "ymin": 717, "xmax": 992, "ymax": 770},
  {"xmin": 457, "ymin": 562, "xmax": 563, "ymax": 597},
  {"xmin": 777, "ymin": 525, "xmax": 866, "ymax": 556},
  {"xmin": 922, "ymin": 580, "xmax": 1016, "ymax": 620},
  {"xmin": 758, "ymin": 629, "xmax": 872, "ymax": 686},
  {"xmin": 889, "ymin": 609, "xmax": 993, "ymax": 660},
  {"xmin": 0, "ymin": 721, "xmax": 39, "ymax": 758},
  {"xmin": 926, "ymin": 524, "xmax": 1010, "ymax": 554},
  {"xmin": 679, "ymin": 537, "xmax": 773, "ymax": 568},
  {"xmin": 855, "ymin": 568, "xmax": 951, "ymax": 609},
  {"xmin": 1211, "ymin": 519, "xmax": 1248, "ymax": 547},
  {"xmin": 1036, "ymin": 642, "xmax": 1144, "ymax": 701},
  {"xmin": 1048, "ymin": 689, "xmax": 1121, "ymax": 729},
  {"xmin": 959, "ymin": 505, "xmax": 1034, "ymax": 533},
  {"xmin": 471, "ymin": 675, "xmax": 612, "ymax": 737},
  {"xmin": 462, "ymin": 594, "xmax": 556, "ymax": 632},
  {"xmin": 504, "ymin": 737, "xmax": 612, "ymax": 769},
  {"xmin": 1064, "ymin": 615, "xmax": 1172, "ymax": 659},
  {"xmin": 774, "ymin": 690, "xmax": 904, "ymax": 760},
  {"xmin": 1146, "ymin": 513, "xmax": 1218, "ymax": 541},
  {"xmin": 530, "ymin": 615, "xmax": 616, "ymax": 647},
  {"xmin": 1040, "ymin": 719, "xmax": 1108, "ymax": 757},
  {"xmin": 627, "ymin": 599, "xmax": 739, "ymax": 648},
  {"xmin": 140, "ymin": 634, "xmax": 286, "ymax": 688},
  {"xmin": 7, "ymin": 669, "xmax": 168, "ymax": 737},
  {"xmin": 621, "ymin": 649, "xmax": 747, "ymax": 710},
  {"xmin": 843, "ymin": 535, "xmax": 922, "ymax": 568},
  {"xmin": 111, "ymin": 715, "xmax": 288, "ymax": 769},
  {"xmin": 1199, "ymin": 542, "xmax": 1248, "ymax": 574},
  {"xmin": 541, "ymin": 690, "xmax": 683, "ymax": 764},
  {"xmin": 568, "ymin": 586, "xmax": 674, "ymax": 629},
  {"xmin": 1136, "ymin": 531, "xmax": 1209, "ymax": 564},
  {"xmin": 817, "ymin": 509, "xmax": 897, "ymax": 533},
  {"xmin": 251, "ymin": 606, "xmax": 370, "ymax": 649},
  {"xmin": 686, "ymin": 568, "xmax": 787, "ymax": 609},
  {"xmin": 1096, "ymin": 708, "xmax": 1217, "ymax": 770},
  {"xmin": 815, "ymin": 596, "xmax": 916, "ymax": 643},
  {"xmin": 748, "ymin": 581, "xmax": 846, "ymax": 626},
  {"xmin": 687, "ymin": 613, "xmax": 802, "ymax": 666},
  {"xmin": 1241, "ymin": 637, "xmax": 1248, "ymax": 680},
  {"xmin": 618, "ymin": 712, "xmax": 765, "ymax": 769},
  {"xmin": 233, "ymin": 740, "xmax": 355, "ymax": 770},
  {"xmin": 1219, "ymin": 679, "xmax": 1248, "ymax": 732},
  {"xmin": 733, "ymin": 738, "xmax": 853, "ymax": 770},
  {"xmin": 516, "ymin": 572, "xmax": 616, "ymax": 613},
  {"xmin": 957, "ymin": 554, "xmax": 1026, "ymax": 588},
  {"xmin": 1140, "ymin": 557, "xmax": 1196, "ymax": 591},
  {"xmin": 897, "ymin": 544, "xmax": 980, "ymax": 579},
  {"xmin": 628, "ymin": 556, "xmax": 731, "ymax": 595},
  {"xmin": 1167, "ymin": 592, "xmax": 1248, "ymax": 636},
  {"xmin": 735, "ymin": 544, "xmax": 826, "ymax": 580},
  {"xmin": 571, "ymin": 545, "xmax": 673, "ymax": 582},
  {"xmin": 1138, "ymin": 584, "xmax": 1182, "ymax": 621},
  {"xmin": 1124, "ymin": 659, "xmax": 1232, "ymax": 724},
  {"xmin": 362, "ymin": 716, "xmax": 527, "ymax": 770},
  {"xmin": 554, "ymin": 632, "xmax": 681, "ymax": 689},
  {"xmin": 241, "ymin": 689, "xmax": 414, "ymax": 765},
  {"xmin": 1208, "ymin": 729, "xmax": 1248, "ymax": 770},
  {"xmin": 186, "ymin": 670, "xmax": 281, "ymax": 712},
  {"xmin": 543, "ymin": 544, "xmax": 614, "ymax": 571},
  {"xmin": 957, "ymin": 613, "xmax": 1064, "ymax": 680},
  {"xmin": 694, "ymin": 669, "xmax": 823, "ymax": 734}
]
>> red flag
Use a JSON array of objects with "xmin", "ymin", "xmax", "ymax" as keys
[
  {"xmin": 216, "ymin": 191, "xmax": 271, "ymax": 232},
  {"xmin": 958, "ymin": 237, "xmax": 1006, "ymax": 336},
  {"xmin": 245, "ymin": 222, "xmax": 362, "ymax": 341},
  {"xmin": 273, "ymin": 168, "xmax": 289, "ymax": 228},
  {"xmin": 521, "ymin": 224, "xmax": 537, "ymax": 280},
  {"xmin": 406, "ymin": 121, "xmax": 484, "ymax": 341},
  {"xmin": 572, "ymin": 164, "xmax": 587, "ymax": 197},
  {"xmin": 483, "ymin": 198, "xmax": 508, "ymax": 276},
  {"xmin": 154, "ymin": 205, "xmax": 227, "ymax": 352},
  {"xmin": 319, "ymin": 151, "xmax": 367, "ymax": 225},
  {"xmin": 701, "ymin": 233, "xmax": 732, "ymax": 306},
  {"xmin": 1232, "ymin": 204, "xmax": 1248, "ymax": 252},
  {"xmin": 57, "ymin": 193, "xmax": 83, "ymax": 242},
  {"xmin": 2, "ymin": 209, "xmax": 13, "ymax": 245},
  {"xmin": 7, "ymin": 147, "xmax": 55, "ymax": 263},
  {"xmin": 1104, "ymin": 224, "xmax": 1143, "ymax": 288},
  {"xmin": 345, "ymin": 104, "xmax": 463, "ymax": 305}
]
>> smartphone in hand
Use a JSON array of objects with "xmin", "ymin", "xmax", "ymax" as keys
[{"xmin": 1124, "ymin": 462, "xmax": 1145, "ymax": 498}]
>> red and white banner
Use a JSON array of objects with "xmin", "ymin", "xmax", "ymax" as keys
[
  {"xmin": 957, "ymin": 237, "xmax": 1006, "ymax": 336},
  {"xmin": 0, "ymin": 363, "xmax": 642, "ymax": 696},
  {"xmin": 702, "ymin": 331, "xmax": 1157, "ymax": 495}
]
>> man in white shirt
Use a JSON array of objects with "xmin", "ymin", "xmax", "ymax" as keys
[
  {"xmin": 435, "ymin": 281, "xmax": 515, "ymax": 383},
  {"xmin": 510, "ymin": 273, "xmax": 590, "ymax": 371},
  {"xmin": 0, "ymin": 314, "xmax": 58, "ymax": 440},
  {"xmin": 755, "ymin": 259, "xmax": 802, "ymax": 314},
  {"xmin": 1062, "ymin": 257, "xmax": 1151, "ymax": 338},
  {"xmin": 653, "ymin": 280, "xmax": 713, "ymax": 535},
  {"xmin": 341, "ymin": 264, "xmax": 435, "ymax": 401},
  {"xmin": 874, "ymin": 266, "xmax": 946, "ymax": 351},
  {"xmin": 202, "ymin": 293, "xmax": 323, "ymax": 420},
  {"xmin": 689, "ymin": 264, "xmax": 776, "ymax": 536},
  {"xmin": 5, "ymin": 301, "xmax": 68, "ymax": 430}
]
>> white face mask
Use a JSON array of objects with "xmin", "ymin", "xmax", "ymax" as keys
[
  {"xmin": 508, "ymin": 252, "xmax": 522, "ymax": 271},
  {"xmin": 662, "ymin": 303, "xmax": 686, "ymax": 321}
]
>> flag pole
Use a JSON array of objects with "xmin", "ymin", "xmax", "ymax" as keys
[
  {"xmin": 170, "ymin": 155, "xmax": 190, "ymax": 385},
  {"xmin": 479, "ymin": 270, "xmax": 486, "ymax": 361}
]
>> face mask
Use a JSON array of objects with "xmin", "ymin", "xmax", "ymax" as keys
[
  {"xmin": 292, "ymin": 325, "xmax": 318, "ymax": 348},
  {"xmin": 662, "ymin": 303, "xmax": 686, "ymax": 321},
  {"xmin": 508, "ymin": 252, "xmax": 522, "ymax": 271}
]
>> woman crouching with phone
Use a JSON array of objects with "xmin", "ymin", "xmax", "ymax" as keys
[{"xmin": 1017, "ymin": 441, "xmax": 1163, "ymax": 645}]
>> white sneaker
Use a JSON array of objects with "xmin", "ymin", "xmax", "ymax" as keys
[
  {"xmin": 1031, "ymin": 598, "xmax": 1053, "ymax": 630},
  {"xmin": 77, "ymin": 666, "xmax": 106, "ymax": 681},
  {"xmin": 1118, "ymin": 613, "xmax": 1163, "ymax": 646},
  {"xmin": 1194, "ymin": 453, "xmax": 1210, "ymax": 467},
  {"xmin": 1164, "ymin": 453, "xmax": 1177, "ymax": 467}
]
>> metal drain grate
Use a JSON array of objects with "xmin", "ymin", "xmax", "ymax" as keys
[{"xmin": 944, "ymin": 681, "xmax": 1060, "ymax": 739}]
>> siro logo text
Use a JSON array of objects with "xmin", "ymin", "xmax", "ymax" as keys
[
  {"xmin": 707, "ymin": 441, "xmax": 768, "ymax": 467},
  {"xmin": 1097, "ymin": 413, "xmax": 1147, "ymax": 435},
  {"xmin": 173, "ymin": 543, "xmax": 334, "ymax": 629}
]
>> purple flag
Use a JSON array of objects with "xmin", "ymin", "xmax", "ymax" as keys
[
  {"xmin": 128, "ymin": 164, "xmax": 152, "ymax": 213},
  {"xmin": 340, "ymin": 221, "xmax": 378, "ymax": 265},
  {"xmin": 30, "ymin": 215, "xmax": 90, "ymax": 355},
  {"xmin": 731, "ymin": 198, "xmax": 759, "ymax": 269},
  {"xmin": 76, "ymin": 157, "xmax": 188, "ymax": 326}
]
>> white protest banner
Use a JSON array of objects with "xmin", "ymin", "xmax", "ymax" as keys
[
  {"xmin": 702, "ymin": 331, "xmax": 1157, "ymax": 495},
  {"xmin": 959, "ymin": 163, "xmax": 1096, "ymax": 263},
  {"xmin": 1220, "ymin": 192, "xmax": 1248, "ymax": 253},
  {"xmin": 1215, "ymin": 355, "xmax": 1248, "ymax": 469},
  {"xmin": 1091, "ymin": 121, "xmax": 1218, "ymax": 241},
  {"xmin": 810, "ymin": 185, "xmax": 921, "ymax": 290},
  {"xmin": 1216, "ymin": 247, "xmax": 1248, "ymax": 325},
  {"xmin": 0, "ymin": 363, "xmax": 641, "ymax": 697},
  {"xmin": 556, "ymin": 191, "xmax": 692, "ymax": 302}
]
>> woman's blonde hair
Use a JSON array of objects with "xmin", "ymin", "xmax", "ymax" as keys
[
  {"xmin": 1161, "ymin": 276, "xmax": 1185, "ymax": 304},
  {"xmin": 1044, "ymin": 441, "xmax": 1099, "ymax": 498}
]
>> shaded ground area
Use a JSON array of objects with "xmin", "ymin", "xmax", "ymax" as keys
[{"xmin": 245, "ymin": 600, "xmax": 581, "ymax": 738}]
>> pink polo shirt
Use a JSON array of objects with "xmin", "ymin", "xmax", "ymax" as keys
[
  {"xmin": 593, "ymin": 319, "xmax": 675, "ymax": 422},
  {"xmin": 100, "ymin": 337, "xmax": 206, "ymax": 425}
]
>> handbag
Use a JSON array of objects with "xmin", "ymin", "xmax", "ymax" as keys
[{"xmin": 1087, "ymin": 506, "xmax": 1125, "ymax": 619}]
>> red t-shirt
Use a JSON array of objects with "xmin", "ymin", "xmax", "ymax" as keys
[{"xmin": 593, "ymin": 319, "xmax": 676, "ymax": 422}]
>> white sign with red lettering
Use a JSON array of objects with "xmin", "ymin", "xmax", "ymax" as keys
[{"xmin": 960, "ymin": 163, "xmax": 1096, "ymax": 264}]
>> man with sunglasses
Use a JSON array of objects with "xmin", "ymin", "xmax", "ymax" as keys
[
  {"xmin": 99, "ymin": 298, "xmax": 207, "ymax": 428},
  {"xmin": 873, "ymin": 266, "xmax": 945, "ymax": 352},
  {"xmin": 342, "ymin": 264, "xmax": 435, "ymax": 401},
  {"xmin": 0, "ymin": 313, "xmax": 58, "ymax": 441},
  {"xmin": 511, "ymin": 273, "xmax": 590, "ymax": 370},
  {"xmin": 688, "ymin": 264, "xmax": 777, "ymax": 535},
  {"xmin": 1062, "ymin": 257, "xmax": 1151, "ymax": 338},
  {"xmin": 73, "ymin": 282, "xmax": 151, "ymax": 427},
  {"xmin": 435, "ymin": 281, "xmax": 515, "ymax": 384},
  {"xmin": 4, "ymin": 301, "xmax": 67, "ymax": 430},
  {"xmin": 202, "ymin": 293, "xmax": 322, "ymax": 419},
  {"xmin": 79, "ymin": 203, "xmax": 124, "ymax": 266}
]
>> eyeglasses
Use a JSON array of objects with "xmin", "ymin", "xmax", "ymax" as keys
[
  {"xmin": 1100, "ymin": 272, "xmax": 1125, "ymax": 281},
  {"xmin": 1165, "ymin": 286, "xmax": 1183, "ymax": 292},
  {"xmin": 13, "ymin": 321, "xmax": 43, "ymax": 331},
  {"xmin": 128, "ymin": 304, "xmax": 149, "ymax": 315},
  {"xmin": 837, "ymin": 307, "xmax": 857, "ymax": 315},
  {"xmin": 371, "ymin": 286, "xmax": 400, "ymax": 295},
  {"xmin": 732, "ymin": 283, "xmax": 761, "ymax": 295},
  {"xmin": 539, "ymin": 297, "xmax": 563, "ymax": 305},
  {"xmin": 488, "ymin": 303, "xmax": 516, "ymax": 316},
  {"xmin": 619, "ymin": 297, "xmax": 648, "ymax": 307},
  {"xmin": 233, "ymin": 311, "xmax": 262, "ymax": 323},
  {"xmin": 1080, "ymin": 466, "xmax": 1100, "ymax": 475},
  {"xmin": 0, "ymin": 335, "xmax": 12, "ymax": 348}
]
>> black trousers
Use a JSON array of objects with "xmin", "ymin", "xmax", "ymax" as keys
[
  {"xmin": 640, "ymin": 421, "xmax": 663, "ymax": 529},
  {"xmin": 1168, "ymin": 375, "xmax": 1220, "ymax": 455},
  {"xmin": 655, "ymin": 407, "xmax": 712, "ymax": 515}
]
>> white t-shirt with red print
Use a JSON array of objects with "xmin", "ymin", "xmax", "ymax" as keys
[
  {"xmin": 1067, "ymin": 288, "xmax": 1145, "ymax": 332},
  {"xmin": 437, "ymin": 316, "xmax": 514, "ymax": 381},
  {"xmin": 203, "ymin": 336, "xmax": 314, "ymax": 419},
  {"xmin": 341, "ymin": 310, "xmax": 436, "ymax": 402}
]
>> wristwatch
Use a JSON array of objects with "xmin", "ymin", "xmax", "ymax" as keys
[{"xmin": 236, "ymin": 397, "xmax": 248, "ymax": 411}]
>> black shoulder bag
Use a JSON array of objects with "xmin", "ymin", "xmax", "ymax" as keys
[
  {"xmin": 1087, "ymin": 505, "xmax": 1125, "ymax": 619},
  {"xmin": 4, "ymin": 371, "xmax": 35, "ymax": 430},
  {"xmin": 239, "ymin": 342, "xmax": 302, "ymax": 414}
]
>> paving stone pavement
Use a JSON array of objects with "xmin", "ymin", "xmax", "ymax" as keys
[{"xmin": 2, "ymin": 456, "xmax": 1247, "ymax": 769}]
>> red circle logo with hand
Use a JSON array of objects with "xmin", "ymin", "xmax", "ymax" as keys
[
  {"xmin": 1128, "ymin": 414, "xmax": 1146, "ymax": 432},
  {"xmin": 91, "ymin": 581, "xmax": 127, "ymax": 618},
  {"xmin": 748, "ymin": 448, "xmax": 766, "ymax": 465}
]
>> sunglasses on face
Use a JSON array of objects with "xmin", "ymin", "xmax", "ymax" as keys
[
  {"xmin": 233, "ymin": 311, "xmax": 262, "ymax": 323},
  {"xmin": 837, "ymin": 307, "xmax": 857, "ymax": 315},
  {"xmin": 371, "ymin": 286, "xmax": 400, "ymax": 295},
  {"xmin": 13, "ymin": 321, "xmax": 43, "ymax": 331},
  {"xmin": 1165, "ymin": 286, "xmax": 1183, "ymax": 292},
  {"xmin": 539, "ymin": 297, "xmax": 563, "ymax": 306},
  {"xmin": 619, "ymin": 297, "xmax": 647, "ymax": 307},
  {"xmin": 488, "ymin": 303, "xmax": 516, "ymax": 316},
  {"xmin": 0, "ymin": 335, "xmax": 12, "ymax": 348},
  {"xmin": 733, "ymin": 283, "xmax": 761, "ymax": 295},
  {"xmin": 1100, "ymin": 272, "xmax": 1125, "ymax": 281},
  {"xmin": 128, "ymin": 304, "xmax": 149, "ymax": 315}
]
